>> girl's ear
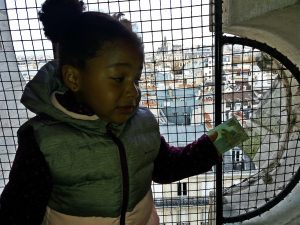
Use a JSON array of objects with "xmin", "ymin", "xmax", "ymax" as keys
[{"xmin": 62, "ymin": 65, "xmax": 82, "ymax": 92}]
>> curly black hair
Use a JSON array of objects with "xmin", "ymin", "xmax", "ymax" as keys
[{"xmin": 38, "ymin": 0, "xmax": 143, "ymax": 69}]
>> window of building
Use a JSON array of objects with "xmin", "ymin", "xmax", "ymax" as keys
[{"xmin": 177, "ymin": 182, "xmax": 187, "ymax": 196}]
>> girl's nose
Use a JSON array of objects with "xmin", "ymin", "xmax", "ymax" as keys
[{"xmin": 125, "ymin": 82, "xmax": 139, "ymax": 98}]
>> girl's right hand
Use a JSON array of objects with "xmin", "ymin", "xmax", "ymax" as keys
[{"xmin": 208, "ymin": 131, "xmax": 218, "ymax": 142}]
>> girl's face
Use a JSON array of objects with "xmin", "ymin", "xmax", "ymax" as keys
[{"xmin": 77, "ymin": 40, "xmax": 143, "ymax": 124}]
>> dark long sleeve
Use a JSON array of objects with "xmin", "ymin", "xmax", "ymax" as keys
[
  {"xmin": 152, "ymin": 134, "xmax": 221, "ymax": 184},
  {"xmin": 0, "ymin": 126, "xmax": 52, "ymax": 225}
]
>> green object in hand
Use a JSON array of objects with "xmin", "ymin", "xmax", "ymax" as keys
[{"xmin": 208, "ymin": 117, "xmax": 249, "ymax": 154}]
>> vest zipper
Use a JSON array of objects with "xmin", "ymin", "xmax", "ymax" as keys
[{"xmin": 107, "ymin": 128, "xmax": 129, "ymax": 225}]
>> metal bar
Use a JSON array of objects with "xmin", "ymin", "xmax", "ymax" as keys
[{"xmin": 214, "ymin": 0, "xmax": 223, "ymax": 224}]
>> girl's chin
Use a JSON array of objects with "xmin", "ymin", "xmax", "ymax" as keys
[
  {"xmin": 98, "ymin": 108, "xmax": 137, "ymax": 125},
  {"xmin": 109, "ymin": 114, "xmax": 135, "ymax": 125}
]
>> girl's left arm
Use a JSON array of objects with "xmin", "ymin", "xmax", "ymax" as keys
[
  {"xmin": 152, "ymin": 134, "xmax": 221, "ymax": 184},
  {"xmin": 0, "ymin": 126, "xmax": 52, "ymax": 225}
]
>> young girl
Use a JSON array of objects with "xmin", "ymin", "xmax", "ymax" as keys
[{"xmin": 0, "ymin": 0, "xmax": 220, "ymax": 224}]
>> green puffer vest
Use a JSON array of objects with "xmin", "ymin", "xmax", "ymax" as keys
[{"xmin": 21, "ymin": 107, "xmax": 161, "ymax": 217}]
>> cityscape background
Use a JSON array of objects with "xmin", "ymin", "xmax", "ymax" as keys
[{"xmin": 1, "ymin": 1, "xmax": 298, "ymax": 224}]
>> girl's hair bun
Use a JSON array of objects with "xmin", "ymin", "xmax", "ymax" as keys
[{"xmin": 38, "ymin": 0, "xmax": 85, "ymax": 43}]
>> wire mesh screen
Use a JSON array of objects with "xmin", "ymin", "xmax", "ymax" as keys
[
  {"xmin": 0, "ymin": 0, "xmax": 52, "ymax": 188},
  {"xmin": 136, "ymin": 1, "xmax": 216, "ymax": 224},
  {"xmin": 2, "ymin": 1, "xmax": 300, "ymax": 225},
  {"xmin": 0, "ymin": 0, "xmax": 217, "ymax": 224},
  {"xmin": 220, "ymin": 37, "xmax": 300, "ymax": 222}
]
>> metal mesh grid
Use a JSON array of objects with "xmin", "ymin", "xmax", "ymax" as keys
[
  {"xmin": 220, "ymin": 37, "xmax": 300, "ymax": 223},
  {"xmin": 1, "ymin": 1, "xmax": 300, "ymax": 225},
  {"xmin": 0, "ymin": 0, "xmax": 52, "ymax": 190},
  {"xmin": 0, "ymin": 0, "xmax": 217, "ymax": 224}
]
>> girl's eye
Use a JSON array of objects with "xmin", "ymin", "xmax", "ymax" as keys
[{"xmin": 112, "ymin": 77, "xmax": 124, "ymax": 82}]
